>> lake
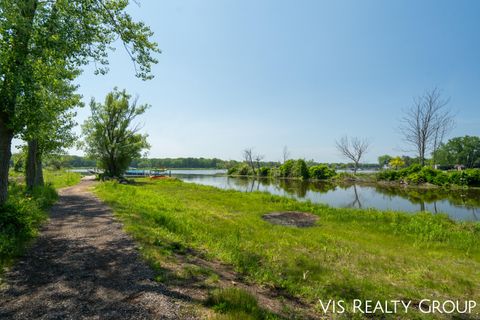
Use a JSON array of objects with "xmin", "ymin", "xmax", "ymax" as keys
[{"xmin": 174, "ymin": 173, "xmax": 480, "ymax": 222}]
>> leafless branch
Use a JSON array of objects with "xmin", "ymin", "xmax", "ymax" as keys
[
  {"xmin": 335, "ymin": 136, "xmax": 370, "ymax": 174},
  {"xmin": 399, "ymin": 88, "xmax": 455, "ymax": 165}
]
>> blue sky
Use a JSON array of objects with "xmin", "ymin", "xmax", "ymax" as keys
[{"xmin": 69, "ymin": 0, "xmax": 480, "ymax": 162}]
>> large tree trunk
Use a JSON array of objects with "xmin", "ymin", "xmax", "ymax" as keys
[
  {"xmin": 0, "ymin": 119, "xmax": 13, "ymax": 205},
  {"xmin": 26, "ymin": 139, "xmax": 44, "ymax": 190},
  {"xmin": 35, "ymin": 153, "xmax": 44, "ymax": 187}
]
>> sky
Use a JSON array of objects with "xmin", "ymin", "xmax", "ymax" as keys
[{"xmin": 48, "ymin": 0, "xmax": 480, "ymax": 162}]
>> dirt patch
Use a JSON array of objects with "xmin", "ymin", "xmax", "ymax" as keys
[{"xmin": 262, "ymin": 211, "xmax": 319, "ymax": 227}]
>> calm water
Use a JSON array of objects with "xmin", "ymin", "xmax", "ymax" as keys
[{"xmin": 175, "ymin": 174, "xmax": 480, "ymax": 222}]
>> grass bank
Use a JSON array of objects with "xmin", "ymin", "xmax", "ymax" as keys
[
  {"xmin": 94, "ymin": 179, "xmax": 480, "ymax": 319},
  {"xmin": 1, "ymin": 170, "xmax": 81, "ymax": 278}
]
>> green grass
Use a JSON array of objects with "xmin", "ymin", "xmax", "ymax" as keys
[
  {"xmin": 44, "ymin": 170, "xmax": 81, "ymax": 189},
  {"xmin": 94, "ymin": 179, "xmax": 480, "ymax": 319},
  {"xmin": 0, "ymin": 184, "xmax": 57, "ymax": 275},
  {"xmin": 206, "ymin": 287, "xmax": 279, "ymax": 319},
  {"xmin": 1, "ymin": 170, "xmax": 80, "ymax": 278}
]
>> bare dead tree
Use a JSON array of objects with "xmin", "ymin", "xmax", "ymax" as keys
[
  {"xmin": 335, "ymin": 136, "xmax": 370, "ymax": 174},
  {"xmin": 282, "ymin": 145, "xmax": 290, "ymax": 163},
  {"xmin": 254, "ymin": 154, "xmax": 265, "ymax": 171},
  {"xmin": 243, "ymin": 148, "xmax": 257, "ymax": 175},
  {"xmin": 399, "ymin": 88, "xmax": 454, "ymax": 166}
]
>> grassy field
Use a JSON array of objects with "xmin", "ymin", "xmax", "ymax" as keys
[
  {"xmin": 44, "ymin": 170, "xmax": 81, "ymax": 189},
  {"xmin": 94, "ymin": 178, "xmax": 480, "ymax": 319},
  {"xmin": 1, "ymin": 170, "xmax": 81, "ymax": 278}
]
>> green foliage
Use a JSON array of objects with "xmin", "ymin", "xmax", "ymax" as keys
[
  {"xmin": 378, "ymin": 154, "xmax": 392, "ymax": 166},
  {"xmin": 434, "ymin": 135, "xmax": 480, "ymax": 168},
  {"xmin": 309, "ymin": 165, "xmax": 336, "ymax": 180},
  {"xmin": 82, "ymin": 89, "xmax": 150, "ymax": 177},
  {"xmin": 206, "ymin": 288, "xmax": 274, "ymax": 319},
  {"xmin": 228, "ymin": 164, "xmax": 253, "ymax": 176},
  {"xmin": 43, "ymin": 170, "xmax": 81, "ymax": 189},
  {"xmin": 257, "ymin": 167, "xmax": 270, "ymax": 177},
  {"xmin": 388, "ymin": 156, "xmax": 405, "ymax": 169},
  {"xmin": 132, "ymin": 157, "xmax": 238, "ymax": 169},
  {"xmin": 376, "ymin": 170, "xmax": 399, "ymax": 181},
  {"xmin": 278, "ymin": 159, "xmax": 309, "ymax": 179},
  {"xmin": 278, "ymin": 159, "xmax": 295, "ymax": 177},
  {"xmin": 11, "ymin": 152, "xmax": 25, "ymax": 172},
  {"xmin": 377, "ymin": 164, "xmax": 480, "ymax": 187},
  {"xmin": 0, "ymin": 184, "xmax": 56, "ymax": 271},
  {"xmin": 291, "ymin": 159, "xmax": 309, "ymax": 179}
]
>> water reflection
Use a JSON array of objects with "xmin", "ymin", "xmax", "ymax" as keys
[{"xmin": 176, "ymin": 175, "xmax": 480, "ymax": 222}]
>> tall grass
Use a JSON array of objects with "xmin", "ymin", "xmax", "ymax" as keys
[
  {"xmin": 0, "ymin": 183, "xmax": 57, "ymax": 273},
  {"xmin": 95, "ymin": 179, "xmax": 480, "ymax": 319},
  {"xmin": 44, "ymin": 170, "xmax": 81, "ymax": 189}
]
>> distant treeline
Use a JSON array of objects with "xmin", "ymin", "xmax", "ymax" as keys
[
  {"xmin": 11, "ymin": 153, "xmax": 381, "ymax": 170},
  {"xmin": 130, "ymin": 158, "xmax": 235, "ymax": 169}
]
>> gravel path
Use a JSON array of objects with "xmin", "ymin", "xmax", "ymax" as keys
[{"xmin": 0, "ymin": 178, "xmax": 194, "ymax": 319}]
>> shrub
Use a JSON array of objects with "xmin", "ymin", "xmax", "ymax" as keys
[
  {"xmin": 405, "ymin": 172, "xmax": 425, "ymax": 184},
  {"xmin": 257, "ymin": 167, "xmax": 270, "ymax": 177},
  {"xmin": 292, "ymin": 159, "xmax": 309, "ymax": 179},
  {"xmin": 278, "ymin": 159, "xmax": 309, "ymax": 179},
  {"xmin": 419, "ymin": 166, "xmax": 438, "ymax": 184},
  {"xmin": 449, "ymin": 171, "xmax": 468, "ymax": 186},
  {"xmin": 237, "ymin": 164, "xmax": 251, "ymax": 176},
  {"xmin": 432, "ymin": 172, "xmax": 450, "ymax": 186},
  {"xmin": 279, "ymin": 159, "xmax": 295, "ymax": 177},
  {"xmin": 228, "ymin": 164, "xmax": 252, "ymax": 176},
  {"xmin": 0, "ymin": 184, "xmax": 56, "ymax": 268},
  {"xmin": 464, "ymin": 169, "xmax": 480, "ymax": 186},
  {"xmin": 309, "ymin": 165, "xmax": 336, "ymax": 180},
  {"xmin": 404, "ymin": 163, "xmax": 423, "ymax": 175},
  {"xmin": 376, "ymin": 169, "xmax": 399, "ymax": 181}
]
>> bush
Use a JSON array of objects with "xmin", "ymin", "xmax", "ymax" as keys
[
  {"xmin": 0, "ymin": 184, "xmax": 56, "ymax": 268},
  {"xmin": 292, "ymin": 159, "xmax": 309, "ymax": 179},
  {"xmin": 309, "ymin": 165, "xmax": 336, "ymax": 180},
  {"xmin": 376, "ymin": 169, "xmax": 399, "ymax": 181},
  {"xmin": 404, "ymin": 163, "xmax": 423, "ymax": 175},
  {"xmin": 405, "ymin": 172, "xmax": 425, "ymax": 185},
  {"xmin": 228, "ymin": 164, "xmax": 252, "ymax": 176},
  {"xmin": 419, "ymin": 166, "xmax": 437, "ymax": 183},
  {"xmin": 464, "ymin": 169, "xmax": 480, "ymax": 186},
  {"xmin": 432, "ymin": 172, "xmax": 450, "ymax": 186},
  {"xmin": 279, "ymin": 159, "xmax": 295, "ymax": 177},
  {"xmin": 449, "ymin": 171, "xmax": 468, "ymax": 186},
  {"xmin": 257, "ymin": 167, "xmax": 270, "ymax": 177}
]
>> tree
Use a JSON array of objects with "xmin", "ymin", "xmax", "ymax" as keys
[
  {"xmin": 19, "ymin": 55, "xmax": 82, "ymax": 190},
  {"xmin": 82, "ymin": 89, "xmax": 150, "ymax": 178},
  {"xmin": 399, "ymin": 88, "xmax": 454, "ymax": 166},
  {"xmin": 335, "ymin": 136, "xmax": 370, "ymax": 174},
  {"xmin": 254, "ymin": 154, "xmax": 265, "ymax": 172},
  {"xmin": 0, "ymin": 0, "xmax": 159, "ymax": 204},
  {"xmin": 434, "ymin": 136, "xmax": 480, "ymax": 168},
  {"xmin": 282, "ymin": 145, "xmax": 290, "ymax": 163},
  {"xmin": 378, "ymin": 154, "xmax": 392, "ymax": 167},
  {"xmin": 389, "ymin": 157, "xmax": 405, "ymax": 170},
  {"xmin": 243, "ymin": 148, "xmax": 257, "ymax": 175}
]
